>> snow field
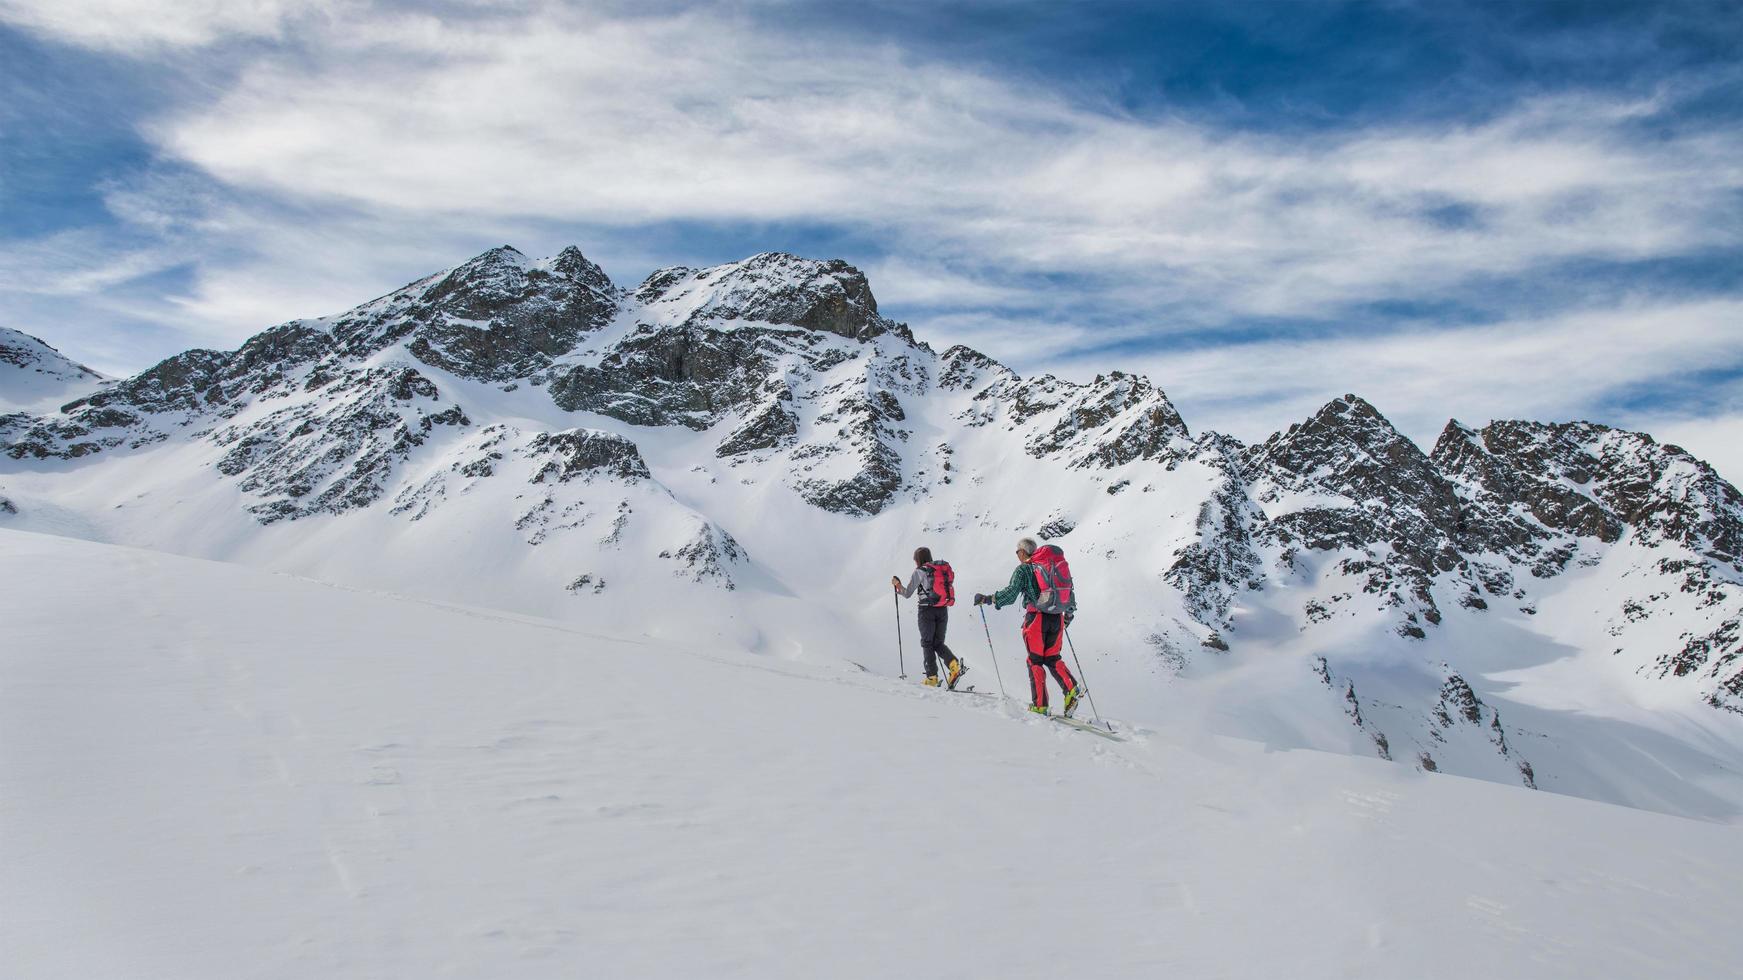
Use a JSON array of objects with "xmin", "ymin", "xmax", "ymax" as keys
[{"xmin": 5, "ymin": 528, "xmax": 1743, "ymax": 979}]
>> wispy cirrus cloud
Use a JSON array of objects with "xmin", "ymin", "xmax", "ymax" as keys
[
  {"xmin": 1116, "ymin": 298, "xmax": 1743, "ymax": 460},
  {"xmin": 140, "ymin": 6, "xmax": 1741, "ymax": 328},
  {"xmin": 0, "ymin": 0, "xmax": 346, "ymax": 52}
]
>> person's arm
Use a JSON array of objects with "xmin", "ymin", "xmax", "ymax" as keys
[
  {"xmin": 893, "ymin": 569, "xmax": 921, "ymax": 598},
  {"xmin": 990, "ymin": 564, "xmax": 1030, "ymax": 609}
]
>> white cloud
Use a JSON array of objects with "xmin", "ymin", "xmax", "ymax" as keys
[
  {"xmin": 0, "ymin": 0, "xmax": 346, "ymax": 51},
  {"xmin": 0, "ymin": 228, "xmax": 185, "ymax": 296},
  {"xmin": 1109, "ymin": 298, "xmax": 1743, "ymax": 455},
  {"xmin": 857, "ymin": 257, "xmax": 1021, "ymax": 310},
  {"xmin": 127, "ymin": 6, "xmax": 1741, "ymax": 328}
]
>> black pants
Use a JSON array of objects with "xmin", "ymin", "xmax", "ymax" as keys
[{"xmin": 917, "ymin": 605, "xmax": 959, "ymax": 678}]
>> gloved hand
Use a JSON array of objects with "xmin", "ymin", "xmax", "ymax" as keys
[{"xmin": 973, "ymin": 593, "xmax": 991, "ymax": 606}]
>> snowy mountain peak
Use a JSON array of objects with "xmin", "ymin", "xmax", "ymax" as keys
[
  {"xmin": 0, "ymin": 327, "xmax": 101, "ymax": 380},
  {"xmin": 458, "ymin": 243, "xmax": 529, "ymax": 268},
  {"xmin": 937, "ymin": 344, "xmax": 1013, "ymax": 390},
  {"xmin": 437, "ymin": 243, "xmax": 613, "ymax": 292},
  {"xmin": 634, "ymin": 252, "xmax": 906, "ymax": 342},
  {"xmin": 1437, "ymin": 418, "xmax": 1743, "ymax": 567},
  {"xmin": 1248, "ymin": 393, "xmax": 1457, "ymax": 525},
  {"xmin": 547, "ymin": 245, "xmax": 615, "ymax": 293},
  {"xmin": 323, "ymin": 245, "xmax": 622, "ymax": 381},
  {"xmin": 998, "ymin": 370, "xmax": 1194, "ymax": 470},
  {"xmin": 0, "ymin": 327, "xmax": 108, "ymax": 413}
]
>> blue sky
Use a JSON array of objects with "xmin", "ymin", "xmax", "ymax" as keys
[{"xmin": 1, "ymin": 0, "xmax": 1740, "ymax": 475}]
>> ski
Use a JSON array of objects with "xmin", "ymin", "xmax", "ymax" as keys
[
  {"xmin": 917, "ymin": 680, "xmax": 989, "ymax": 695},
  {"xmin": 1047, "ymin": 715, "xmax": 1126, "ymax": 741}
]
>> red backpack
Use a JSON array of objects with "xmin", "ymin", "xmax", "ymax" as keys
[
  {"xmin": 1028, "ymin": 545, "xmax": 1073, "ymax": 615},
  {"xmin": 919, "ymin": 561, "xmax": 956, "ymax": 607}
]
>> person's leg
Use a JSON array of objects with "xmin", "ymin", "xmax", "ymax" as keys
[
  {"xmin": 1022, "ymin": 612, "xmax": 1048, "ymax": 709},
  {"xmin": 918, "ymin": 606, "xmax": 941, "ymax": 678},
  {"xmin": 1027, "ymin": 654, "xmax": 1049, "ymax": 709},
  {"xmin": 935, "ymin": 609, "xmax": 957, "ymax": 667},
  {"xmin": 1046, "ymin": 654, "xmax": 1078, "ymax": 695}
]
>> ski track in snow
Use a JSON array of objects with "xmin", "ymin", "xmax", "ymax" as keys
[{"xmin": 4, "ymin": 528, "xmax": 1743, "ymax": 979}]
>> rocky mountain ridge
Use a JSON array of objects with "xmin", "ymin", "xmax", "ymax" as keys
[{"xmin": 3, "ymin": 244, "xmax": 1740, "ymax": 811}]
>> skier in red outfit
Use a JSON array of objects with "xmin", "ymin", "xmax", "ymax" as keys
[{"xmin": 973, "ymin": 536, "xmax": 1084, "ymax": 717}]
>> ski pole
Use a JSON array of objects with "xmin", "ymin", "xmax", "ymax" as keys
[
  {"xmin": 893, "ymin": 589, "xmax": 906, "ymax": 679},
  {"xmin": 1063, "ymin": 630, "xmax": 1106, "ymax": 725},
  {"xmin": 978, "ymin": 605, "xmax": 1008, "ymax": 698}
]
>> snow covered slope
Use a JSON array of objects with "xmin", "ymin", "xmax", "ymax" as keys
[
  {"xmin": 0, "ymin": 325, "xmax": 107, "ymax": 412},
  {"xmin": 5, "ymin": 528, "xmax": 1742, "ymax": 980},
  {"xmin": 3, "ymin": 245, "xmax": 1741, "ymax": 817}
]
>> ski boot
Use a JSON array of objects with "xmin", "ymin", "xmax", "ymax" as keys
[
  {"xmin": 945, "ymin": 659, "xmax": 967, "ymax": 691},
  {"xmin": 1062, "ymin": 686, "xmax": 1087, "ymax": 719},
  {"xmin": 922, "ymin": 676, "xmax": 941, "ymax": 688},
  {"xmin": 1027, "ymin": 704, "xmax": 1049, "ymax": 716}
]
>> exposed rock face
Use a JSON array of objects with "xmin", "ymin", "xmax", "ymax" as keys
[
  {"xmin": 959, "ymin": 369, "xmax": 1193, "ymax": 474},
  {"xmin": 548, "ymin": 324, "xmax": 792, "ymax": 429},
  {"xmin": 1435, "ymin": 420, "xmax": 1743, "ymax": 565},
  {"xmin": 1428, "ymin": 672, "xmax": 1537, "ymax": 789},
  {"xmin": 1165, "ymin": 434, "xmax": 1264, "ymax": 630},
  {"xmin": 214, "ymin": 366, "xmax": 470, "ymax": 524},
  {"xmin": 334, "ymin": 246, "xmax": 620, "ymax": 380},
  {"xmin": 527, "ymin": 429, "xmax": 651, "ymax": 484},
  {"xmin": 1246, "ymin": 394, "xmax": 1464, "ymax": 636},
  {"xmin": 715, "ymin": 393, "xmax": 799, "ymax": 457},
  {"xmin": 1018, "ymin": 372, "xmax": 1191, "ymax": 469},
  {"xmin": 634, "ymin": 252, "xmax": 905, "ymax": 343},
  {"xmin": 1429, "ymin": 420, "xmax": 1743, "ymax": 707}
]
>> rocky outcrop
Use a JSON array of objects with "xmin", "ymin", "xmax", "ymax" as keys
[
  {"xmin": 214, "ymin": 367, "xmax": 470, "ymax": 524},
  {"xmin": 660, "ymin": 521, "xmax": 749, "ymax": 589},
  {"xmin": 716, "ymin": 390, "xmax": 799, "ymax": 457},
  {"xmin": 1429, "ymin": 672, "xmax": 1536, "ymax": 789},
  {"xmin": 548, "ymin": 324, "xmax": 788, "ymax": 428},
  {"xmin": 960, "ymin": 370, "xmax": 1191, "ymax": 471},
  {"xmin": 788, "ymin": 383, "xmax": 908, "ymax": 516},
  {"xmin": 1165, "ymin": 434, "xmax": 1264, "ymax": 630},
  {"xmin": 635, "ymin": 252, "xmax": 909, "ymax": 343},
  {"xmin": 527, "ymin": 429, "xmax": 651, "ymax": 484},
  {"xmin": 1023, "ymin": 372, "xmax": 1191, "ymax": 469}
]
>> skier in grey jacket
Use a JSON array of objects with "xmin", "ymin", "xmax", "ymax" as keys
[{"xmin": 892, "ymin": 546, "xmax": 966, "ymax": 689}]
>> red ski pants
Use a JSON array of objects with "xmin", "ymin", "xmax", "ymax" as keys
[
  {"xmin": 1021, "ymin": 610, "xmax": 1074, "ymax": 708},
  {"xmin": 1027, "ymin": 654, "xmax": 1078, "ymax": 710}
]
